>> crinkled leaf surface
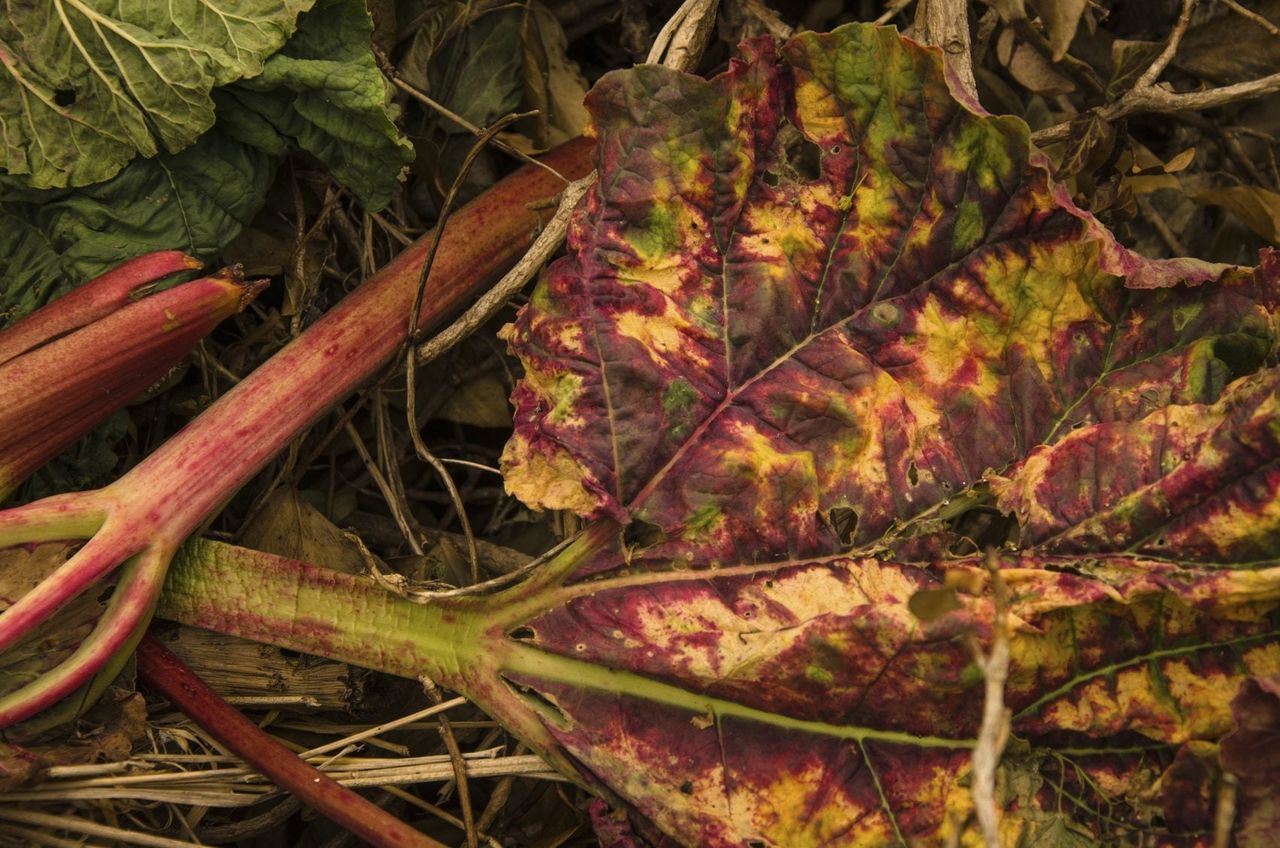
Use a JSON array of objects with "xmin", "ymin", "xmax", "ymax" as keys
[
  {"xmin": 213, "ymin": 0, "xmax": 413, "ymax": 210},
  {"xmin": 160, "ymin": 22, "xmax": 1280, "ymax": 848},
  {"xmin": 0, "ymin": 0, "xmax": 311, "ymax": 188},
  {"xmin": 493, "ymin": 23, "xmax": 1280, "ymax": 846}
]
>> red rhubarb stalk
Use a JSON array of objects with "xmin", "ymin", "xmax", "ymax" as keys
[
  {"xmin": 0, "ymin": 251, "xmax": 203, "ymax": 367},
  {"xmin": 0, "ymin": 266, "xmax": 266, "ymax": 499},
  {"xmin": 0, "ymin": 137, "xmax": 596, "ymax": 726},
  {"xmin": 136, "ymin": 635, "xmax": 447, "ymax": 848}
]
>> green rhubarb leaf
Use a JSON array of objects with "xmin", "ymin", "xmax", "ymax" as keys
[
  {"xmin": 0, "ymin": 128, "xmax": 275, "ymax": 322},
  {"xmin": 400, "ymin": 5, "xmax": 525, "ymax": 134},
  {"xmin": 160, "ymin": 22, "xmax": 1280, "ymax": 847},
  {"xmin": 0, "ymin": 0, "xmax": 312, "ymax": 189},
  {"xmin": 214, "ymin": 0, "xmax": 413, "ymax": 210},
  {"xmin": 0, "ymin": 207, "xmax": 62, "ymax": 325}
]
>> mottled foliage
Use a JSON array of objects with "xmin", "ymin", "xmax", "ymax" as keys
[{"xmin": 495, "ymin": 23, "xmax": 1280, "ymax": 846}]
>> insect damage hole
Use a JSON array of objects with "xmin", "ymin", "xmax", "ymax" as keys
[
  {"xmin": 824, "ymin": 506, "xmax": 859, "ymax": 546},
  {"xmin": 54, "ymin": 88, "xmax": 76, "ymax": 106},
  {"xmin": 508, "ymin": 626, "xmax": 536, "ymax": 642}
]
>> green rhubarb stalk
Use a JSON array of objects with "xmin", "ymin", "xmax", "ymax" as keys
[
  {"xmin": 0, "ymin": 264, "xmax": 266, "ymax": 500},
  {"xmin": 0, "ymin": 137, "xmax": 595, "ymax": 727},
  {"xmin": 158, "ymin": 534, "xmax": 975, "ymax": 795}
]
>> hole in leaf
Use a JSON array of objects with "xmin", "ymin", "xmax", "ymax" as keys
[
  {"xmin": 826, "ymin": 506, "xmax": 859, "ymax": 545},
  {"xmin": 508, "ymin": 626, "xmax": 536, "ymax": 642},
  {"xmin": 830, "ymin": 144, "xmax": 841, "ymax": 154},
  {"xmin": 762, "ymin": 170, "xmax": 780, "ymax": 187},
  {"xmin": 679, "ymin": 780, "xmax": 694, "ymax": 794},
  {"xmin": 908, "ymin": 461, "xmax": 919, "ymax": 486},
  {"xmin": 54, "ymin": 88, "xmax": 76, "ymax": 107},
  {"xmin": 501, "ymin": 676, "xmax": 567, "ymax": 723},
  {"xmin": 623, "ymin": 518, "xmax": 664, "ymax": 549},
  {"xmin": 791, "ymin": 139, "xmax": 823, "ymax": 180},
  {"xmin": 747, "ymin": 840, "xmax": 767, "ymax": 848},
  {"xmin": 764, "ymin": 579, "xmax": 774, "ymax": 589}
]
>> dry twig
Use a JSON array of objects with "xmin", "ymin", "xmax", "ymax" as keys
[
  {"xmin": 968, "ymin": 552, "xmax": 1011, "ymax": 847},
  {"xmin": 1033, "ymin": 0, "xmax": 1280, "ymax": 145}
]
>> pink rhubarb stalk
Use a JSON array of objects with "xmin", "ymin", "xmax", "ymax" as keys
[
  {"xmin": 0, "ymin": 137, "xmax": 596, "ymax": 727},
  {"xmin": 0, "ymin": 261, "xmax": 265, "ymax": 500}
]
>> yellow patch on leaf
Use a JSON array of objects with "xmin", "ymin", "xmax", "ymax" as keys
[{"xmin": 501, "ymin": 435, "xmax": 604, "ymax": 516}]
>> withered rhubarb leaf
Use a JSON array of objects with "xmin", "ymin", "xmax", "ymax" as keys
[
  {"xmin": 160, "ymin": 22, "xmax": 1280, "ymax": 847},
  {"xmin": 495, "ymin": 22, "xmax": 1280, "ymax": 843}
]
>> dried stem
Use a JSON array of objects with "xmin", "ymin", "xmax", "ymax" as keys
[
  {"xmin": 413, "ymin": 176, "xmax": 594, "ymax": 367},
  {"xmin": 1219, "ymin": 0, "xmax": 1280, "ymax": 36},
  {"xmin": 404, "ymin": 372, "xmax": 480, "ymax": 582},
  {"xmin": 969, "ymin": 552, "xmax": 1011, "ymax": 847},
  {"xmin": 1033, "ymin": 0, "xmax": 1280, "ymax": 145},
  {"xmin": 914, "ymin": 0, "xmax": 979, "ymax": 104},
  {"xmin": 647, "ymin": 0, "xmax": 720, "ymax": 72}
]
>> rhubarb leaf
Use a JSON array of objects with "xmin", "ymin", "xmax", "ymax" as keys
[
  {"xmin": 213, "ymin": 0, "xmax": 414, "ymax": 210},
  {"xmin": 157, "ymin": 22, "xmax": 1280, "ymax": 847},
  {"xmin": 491, "ymin": 23, "xmax": 1280, "ymax": 843},
  {"xmin": 0, "ymin": 129, "xmax": 274, "ymax": 322},
  {"xmin": 0, "ymin": 0, "xmax": 312, "ymax": 189}
]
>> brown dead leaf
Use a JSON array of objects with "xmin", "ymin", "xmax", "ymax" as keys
[
  {"xmin": 1163, "ymin": 148, "xmax": 1196, "ymax": 174},
  {"xmin": 1178, "ymin": 1, "xmax": 1280, "ymax": 84},
  {"xmin": 1029, "ymin": 0, "xmax": 1088, "ymax": 61},
  {"xmin": 998, "ymin": 28, "xmax": 1077, "ymax": 95},
  {"xmin": 241, "ymin": 489, "xmax": 369, "ymax": 574},
  {"xmin": 1056, "ymin": 111, "xmax": 1114, "ymax": 177},
  {"xmin": 0, "ymin": 690, "xmax": 146, "ymax": 791},
  {"xmin": 437, "ymin": 373, "xmax": 513, "ymax": 428},
  {"xmin": 1195, "ymin": 185, "xmax": 1280, "ymax": 244},
  {"xmin": 1119, "ymin": 143, "xmax": 1184, "ymax": 195},
  {"xmin": 519, "ymin": 1, "xmax": 590, "ymax": 149}
]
